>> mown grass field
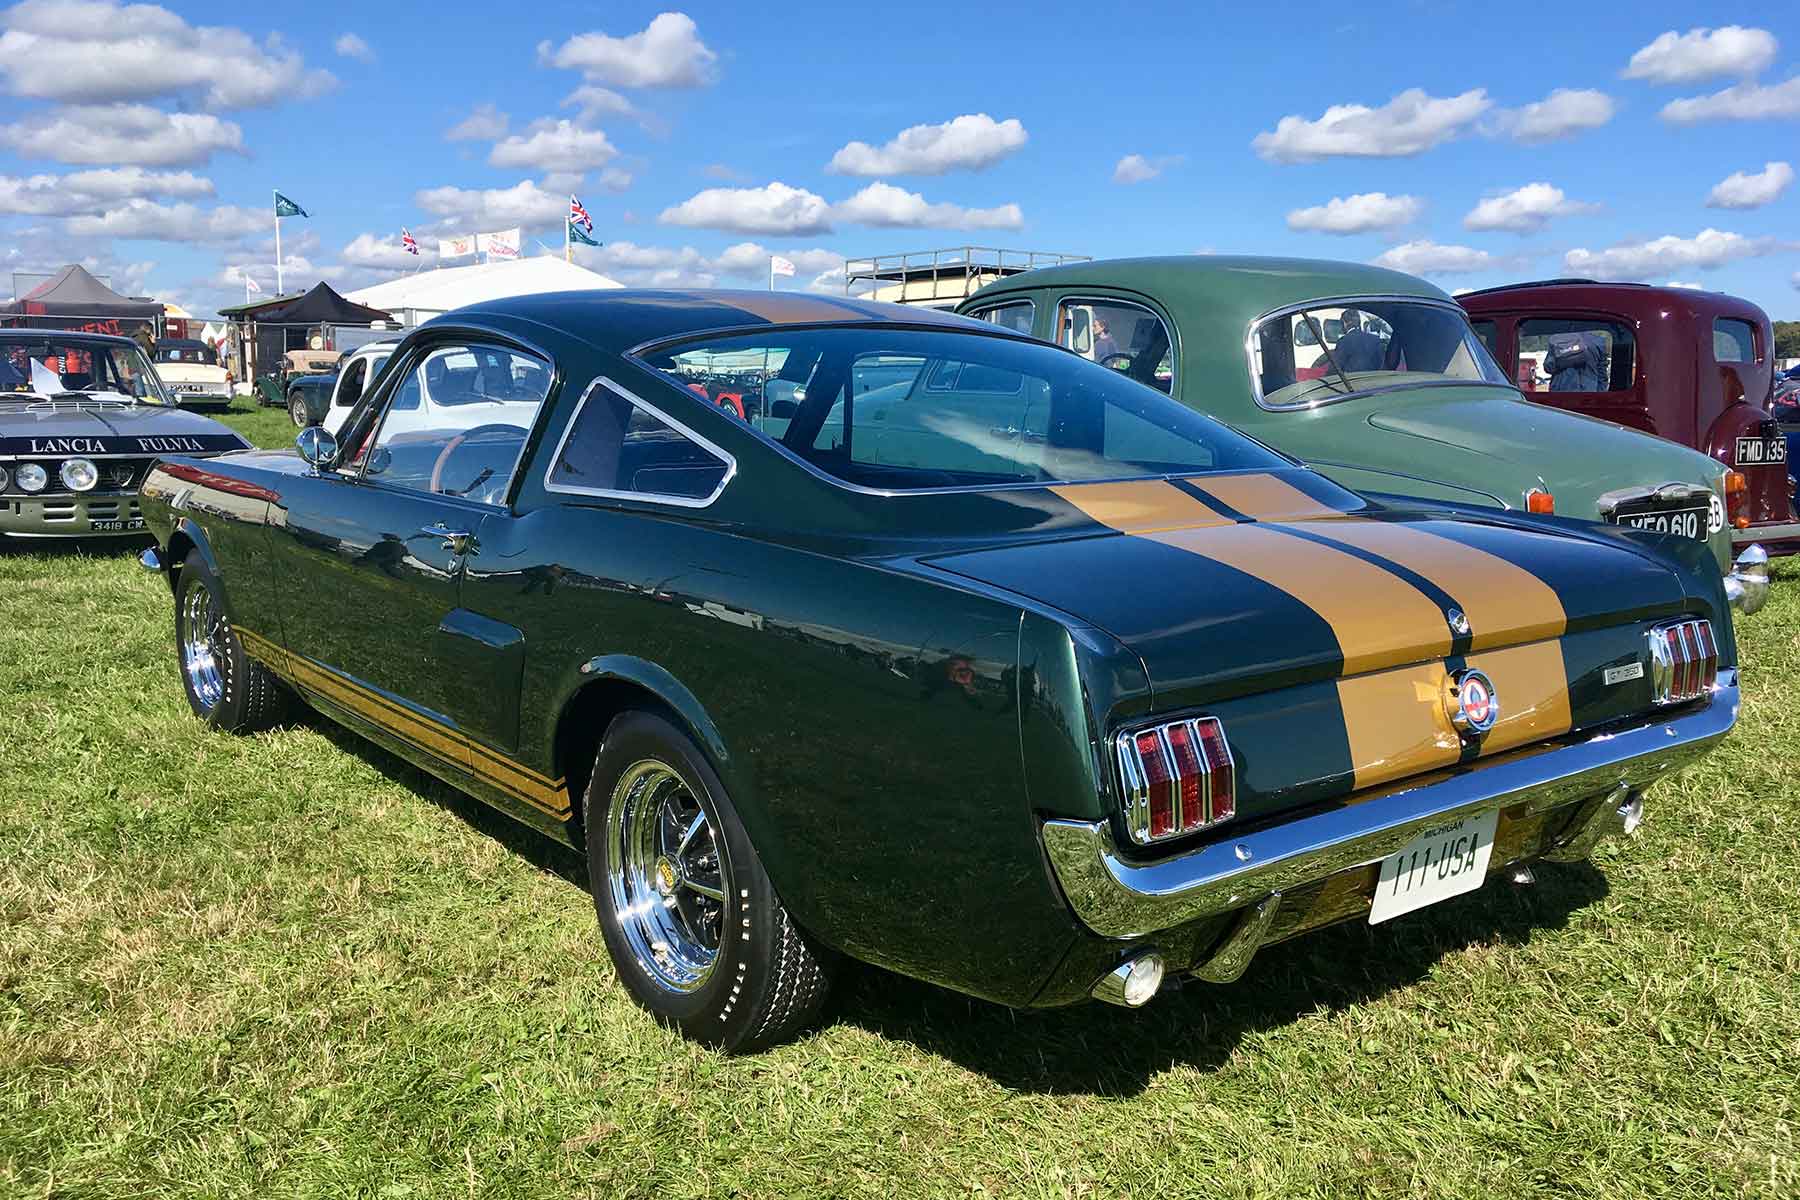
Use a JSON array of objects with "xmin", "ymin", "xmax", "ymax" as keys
[{"xmin": 3, "ymin": 404, "xmax": 1796, "ymax": 1197}]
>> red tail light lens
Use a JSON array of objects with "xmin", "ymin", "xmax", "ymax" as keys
[
  {"xmin": 1116, "ymin": 716, "xmax": 1237, "ymax": 846},
  {"xmin": 1725, "ymin": 470, "xmax": 1750, "ymax": 529},
  {"xmin": 1526, "ymin": 488, "xmax": 1555, "ymax": 514},
  {"xmin": 1648, "ymin": 618, "xmax": 1719, "ymax": 705}
]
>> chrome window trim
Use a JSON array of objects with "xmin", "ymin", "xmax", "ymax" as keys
[
  {"xmin": 1245, "ymin": 293, "xmax": 1507, "ymax": 412},
  {"xmin": 541, "ymin": 375, "xmax": 737, "ymax": 510},
  {"xmin": 352, "ymin": 336, "xmax": 557, "ymax": 513},
  {"xmin": 1054, "ymin": 294, "xmax": 1177, "ymax": 395}
]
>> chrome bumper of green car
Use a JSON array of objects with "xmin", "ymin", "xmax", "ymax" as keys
[{"xmin": 1042, "ymin": 674, "xmax": 1738, "ymax": 942}]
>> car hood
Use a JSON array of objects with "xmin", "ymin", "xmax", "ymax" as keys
[
  {"xmin": 0, "ymin": 400, "xmax": 250, "ymax": 455},
  {"xmin": 921, "ymin": 468, "xmax": 1703, "ymax": 706},
  {"xmin": 1355, "ymin": 387, "xmax": 1723, "ymax": 504}
]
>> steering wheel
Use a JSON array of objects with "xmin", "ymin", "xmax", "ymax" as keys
[
  {"xmin": 1099, "ymin": 352, "xmax": 1135, "ymax": 372},
  {"xmin": 429, "ymin": 423, "xmax": 523, "ymax": 498}
]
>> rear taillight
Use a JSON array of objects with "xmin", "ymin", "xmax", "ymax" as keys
[
  {"xmin": 1648, "ymin": 618, "xmax": 1718, "ymax": 705},
  {"xmin": 1725, "ymin": 470, "xmax": 1750, "ymax": 529},
  {"xmin": 1116, "ymin": 716, "xmax": 1236, "ymax": 846}
]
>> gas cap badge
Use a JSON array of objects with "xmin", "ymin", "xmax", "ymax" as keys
[
  {"xmin": 1446, "ymin": 608, "xmax": 1472, "ymax": 637},
  {"xmin": 1445, "ymin": 668, "xmax": 1499, "ymax": 735}
]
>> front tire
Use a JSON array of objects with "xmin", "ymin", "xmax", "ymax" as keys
[
  {"xmin": 586, "ymin": 712, "xmax": 832, "ymax": 1052},
  {"xmin": 174, "ymin": 550, "xmax": 287, "ymax": 732}
]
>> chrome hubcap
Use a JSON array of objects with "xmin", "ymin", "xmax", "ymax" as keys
[
  {"xmin": 607, "ymin": 759, "xmax": 728, "ymax": 994},
  {"xmin": 179, "ymin": 581, "xmax": 228, "ymax": 712}
]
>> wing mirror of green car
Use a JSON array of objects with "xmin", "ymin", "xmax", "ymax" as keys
[{"xmin": 295, "ymin": 425, "xmax": 338, "ymax": 469}]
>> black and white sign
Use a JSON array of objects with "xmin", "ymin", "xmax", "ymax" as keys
[{"xmin": 1736, "ymin": 435, "xmax": 1787, "ymax": 466}]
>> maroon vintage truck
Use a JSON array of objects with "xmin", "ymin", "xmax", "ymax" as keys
[{"xmin": 1461, "ymin": 280, "xmax": 1797, "ymax": 558}]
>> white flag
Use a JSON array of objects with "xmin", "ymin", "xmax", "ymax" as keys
[
  {"xmin": 770, "ymin": 254, "xmax": 796, "ymax": 277},
  {"xmin": 477, "ymin": 227, "xmax": 521, "ymax": 259},
  {"xmin": 30, "ymin": 357, "xmax": 63, "ymax": 393},
  {"xmin": 439, "ymin": 233, "xmax": 476, "ymax": 258},
  {"xmin": 244, "ymin": 274, "xmax": 262, "ymax": 293}
]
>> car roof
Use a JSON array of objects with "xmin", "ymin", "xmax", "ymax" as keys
[
  {"xmin": 1458, "ymin": 278, "xmax": 1770, "ymax": 322},
  {"xmin": 968, "ymin": 255, "xmax": 1451, "ymax": 319},
  {"xmin": 445, "ymin": 288, "xmax": 1011, "ymax": 356},
  {"xmin": 0, "ymin": 328, "xmax": 136, "ymax": 347}
]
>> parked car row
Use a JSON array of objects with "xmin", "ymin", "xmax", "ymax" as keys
[{"xmin": 133, "ymin": 280, "xmax": 1746, "ymax": 1052}]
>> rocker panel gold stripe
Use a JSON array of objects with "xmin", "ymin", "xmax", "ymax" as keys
[{"xmin": 235, "ymin": 627, "xmax": 570, "ymax": 817}]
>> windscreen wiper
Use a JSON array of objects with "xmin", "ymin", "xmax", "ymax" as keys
[{"xmin": 1300, "ymin": 312, "xmax": 1355, "ymax": 396}]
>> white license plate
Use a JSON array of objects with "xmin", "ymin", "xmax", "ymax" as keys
[
  {"xmin": 1736, "ymin": 435, "xmax": 1786, "ymax": 466},
  {"xmin": 90, "ymin": 518, "xmax": 146, "ymax": 533},
  {"xmin": 1369, "ymin": 809, "xmax": 1497, "ymax": 925}
]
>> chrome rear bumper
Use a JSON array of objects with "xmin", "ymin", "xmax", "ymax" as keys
[
  {"xmin": 1725, "ymin": 545, "xmax": 1769, "ymax": 615},
  {"xmin": 1042, "ymin": 674, "xmax": 1738, "ymax": 939}
]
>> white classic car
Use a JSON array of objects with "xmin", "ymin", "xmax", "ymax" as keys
[{"xmin": 152, "ymin": 338, "xmax": 233, "ymax": 411}]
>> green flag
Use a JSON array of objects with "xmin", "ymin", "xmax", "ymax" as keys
[
  {"xmin": 274, "ymin": 191, "xmax": 308, "ymax": 218},
  {"xmin": 568, "ymin": 220, "xmax": 599, "ymax": 247}
]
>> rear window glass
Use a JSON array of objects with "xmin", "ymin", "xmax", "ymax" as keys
[
  {"xmin": 1713, "ymin": 318, "xmax": 1755, "ymax": 364},
  {"xmin": 1252, "ymin": 301, "xmax": 1507, "ymax": 407},
  {"xmin": 637, "ymin": 326, "xmax": 1284, "ymax": 492}
]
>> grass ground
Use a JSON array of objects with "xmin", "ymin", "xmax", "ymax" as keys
[{"xmin": 1, "ymin": 433, "xmax": 1796, "ymax": 1195}]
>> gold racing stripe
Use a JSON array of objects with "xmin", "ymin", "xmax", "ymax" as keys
[
  {"xmin": 1150, "ymin": 523, "xmax": 1453, "ymax": 675},
  {"xmin": 234, "ymin": 627, "xmax": 569, "ymax": 817},
  {"xmin": 1291, "ymin": 519, "xmax": 1569, "ymax": 649},
  {"xmin": 1336, "ymin": 663, "xmax": 1459, "ymax": 791},
  {"xmin": 1190, "ymin": 472, "xmax": 1347, "ymax": 522},
  {"xmin": 1463, "ymin": 639, "xmax": 1573, "ymax": 754},
  {"xmin": 1051, "ymin": 479, "xmax": 1232, "ymax": 534}
]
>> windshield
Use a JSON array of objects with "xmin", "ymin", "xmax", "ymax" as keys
[
  {"xmin": 638, "ymin": 327, "xmax": 1287, "ymax": 491},
  {"xmin": 156, "ymin": 341, "xmax": 218, "ymax": 365},
  {"xmin": 0, "ymin": 338, "xmax": 171, "ymax": 405},
  {"xmin": 1252, "ymin": 299, "xmax": 1509, "ymax": 409}
]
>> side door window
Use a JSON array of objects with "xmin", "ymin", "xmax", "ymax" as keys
[
  {"xmin": 966, "ymin": 299, "xmax": 1036, "ymax": 335},
  {"xmin": 1057, "ymin": 297, "xmax": 1176, "ymax": 395},
  {"xmin": 546, "ymin": 378, "xmax": 733, "ymax": 505},
  {"xmin": 332, "ymin": 357, "xmax": 367, "ymax": 408},
  {"xmin": 1517, "ymin": 317, "xmax": 1636, "ymax": 396},
  {"xmin": 361, "ymin": 342, "xmax": 554, "ymax": 507}
]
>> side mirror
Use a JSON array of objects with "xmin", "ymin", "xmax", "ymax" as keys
[{"xmin": 295, "ymin": 426, "xmax": 338, "ymax": 469}]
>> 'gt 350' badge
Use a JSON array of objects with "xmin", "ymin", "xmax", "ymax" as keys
[{"xmin": 1445, "ymin": 668, "xmax": 1499, "ymax": 735}]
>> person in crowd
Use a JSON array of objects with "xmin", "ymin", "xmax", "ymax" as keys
[
  {"xmin": 1332, "ymin": 308, "xmax": 1387, "ymax": 373},
  {"xmin": 1546, "ymin": 330, "xmax": 1606, "ymax": 392},
  {"xmin": 1091, "ymin": 317, "xmax": 1119, "ymax": 364}
]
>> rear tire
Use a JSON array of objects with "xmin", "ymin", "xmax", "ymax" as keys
[
  {"xmin": 174, "ymin": 550, "xmax": 287, "ymax": 732},
  {"xmin": 586, "ymin": 711, "xmax": 832, "ymax": 1052},
  {"xmin": 289, "ymin": 391, "xmax": 311, "ymax": 428}
]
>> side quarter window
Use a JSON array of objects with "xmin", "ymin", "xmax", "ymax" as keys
[
  {"xmin": 333, "ymin": 358, "xmax": 366, "ymax": 407},
  {"xmin": 1517, "ymin": 317, "xmax": 1635, "ymax": 395},
  {"xmin": 967, "ymin": 299, "xmax": 1036, "ymax": 335},
  {"xmin": 1056, "ymin": 297, "xmax": 1176, "ymax": 395},
  {"xmin": 545, "ymin": 378, "xmax": 734, "ymax": 505}
]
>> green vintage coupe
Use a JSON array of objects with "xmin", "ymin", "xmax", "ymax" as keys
[
  {"xmin": 139, "ymin": 292, "xmax": 1736, "ymax": 1051},
  {"xmin": 957, "ymin": 257, "xmax": 1769, "ymax": 613}
]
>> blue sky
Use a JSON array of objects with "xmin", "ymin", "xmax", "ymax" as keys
[{"xmin": 1, "ymin": 1, "xmax": 1796, "ymax": 319}]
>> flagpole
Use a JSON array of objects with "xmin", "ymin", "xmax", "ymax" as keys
[
  {"xmin": 565, "ymin": 216, "xmax": 570, "ymax": 264},
  {"xmin": 273, "ymin": 188, "xmax": 283, "ymax": 295},
  {"xmin": 769, "ymin": 256, "xmax": 775, "ymax": 292}
]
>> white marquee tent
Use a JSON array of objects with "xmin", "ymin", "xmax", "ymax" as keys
[{"xmin": 345, "ymin": 256, "xmax": 622, "ymax": 326}]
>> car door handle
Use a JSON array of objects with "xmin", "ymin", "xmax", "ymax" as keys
[{"xmin": 419, "ymin": 524, "xmax": 477, "ymax": 555}]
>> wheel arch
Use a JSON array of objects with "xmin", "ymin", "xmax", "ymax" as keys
[
  {"xmin": 551, "ymin": 655, "xmax": 739, "ymax": 846},
  {"xmin": 161, "ymin": 515, "xmax": 222, "ymax": 596}
]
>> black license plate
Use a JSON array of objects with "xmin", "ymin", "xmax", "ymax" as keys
[
  {"xmin": 1613, "ymin": 506, "xmax": 1708, "ymax": 540},
  {"xmin": 1736, "ymin": 435, "xmax": 1787, "ymax": 466},
  {"xmin": 90, "ymin": 518, "xmax": 146, "ymax": 533}
]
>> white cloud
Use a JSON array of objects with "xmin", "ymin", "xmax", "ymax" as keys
[
  {"xmin": 827, "ymin": 114, "xmax": 1027, "ymax": 176},
  {"xmin": 831, "ymin": 182, "xmax": 1023, "ymax": 230},
  {"xmin": 712, "ymin": 242, "xmax": 842, "ymax": 277},
  {"xmin": 1706, "ymin": 161, "xmax": 1794, "ymax": 209},
  {"xmin": 489, "ymin": 120, "xmax": 617, "ymax": 173},
  {"xmin": 572, "ymin": 239, "xmax": 846, "ymax": 289},
  {"xmin": 1462, "ymin": 183, "xmax": 1596, "ymax": 233},
  {"xmin": 1495, "ymin": 88, "xmax": 1616, "ymax": 142},
  {"xmin": 1661, "ymin": 77, "xmax": 1800, "ymax": 123},
  {"xmin": 340, "ymin": 232, "xmax": 425, "ymax": 270},
  {"xmin": 1253, "ymin": 88, "xmax": 1490, "ymax": 162},
  {"xmin": 0, "ymin": 0, "xmax": 334, "ymax": 109},
  {"xmin": 1112, "ymin": 153, "xmax": 1184, "ymax": 184},
  {"xmin": 659, "ymin": 181, "xmax": 834, "ymax": 236},
  {"xmin": 0, "ymin": 167, "xmax": 212, "ymax": 215},
  {"xmin": 334, "ymin": 32, "xmax": 373, "ymax": 61},
  {"xmin": 0, "ymin": 103, "xmax": 244, "ymax": 165},
  {"xmin": 446, "ymin": 103, "xmax": 507, "ymax": 142},
  {"xmin": 1373, "ymin": 240, "xmax": 1499, "ymax": 275},
  {"xmin": 64, "ymin": 199, "xmax": 267, "ymax": 243},
  {"xmin": 1623, "ymin": 26, "xmax": 1778, "ymax": 84},
  {"xmin": 597, "ymin": 166, "xmax": 633, "ymax": 193},
  {"xmin": 539, "ymin": 12, "xmax": 717, "ymax": 88},
  {"xmin": 1664, "ymin": 280, "xmax": 1703, "ymax": 290},
  {"xmin": 562, "ymin": 85, "xmax": 640, "ymax": 125},
  {"xmin": 1563, "ymin": 229, "xmax": 1782, "ymax": 279},
  {"xmin": 1286, "ymin": 191, "xmax": 1421, "ymax": 234},
  {"xmin": 414, "ymin": 179, "xmax": 566, "ymax": 229}
]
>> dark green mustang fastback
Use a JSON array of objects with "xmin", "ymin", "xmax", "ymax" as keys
[{"xmin": 138, "ymin": 291, "xmax": 1738, "ymax": 1051}]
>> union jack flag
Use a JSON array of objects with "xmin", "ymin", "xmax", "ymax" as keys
[
  {"xmin": 401, "ymin": 227, "xmax": 419, "ymax": 256},
  {"xmin": 569, "ymin": 194, "xmax": 593, "ymax": 234}
]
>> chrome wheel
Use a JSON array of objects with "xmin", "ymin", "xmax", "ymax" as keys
[
  {"xmin": 289, "ymin": 395, "xmax": 308, "ymax": 427},
  {"xmin": 606, "ymin": 758, "xmax": 729, "ymax": 994},
  {"xmin": 179, "ymin": 581, "xmax": 229, "ymax": 712}
]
